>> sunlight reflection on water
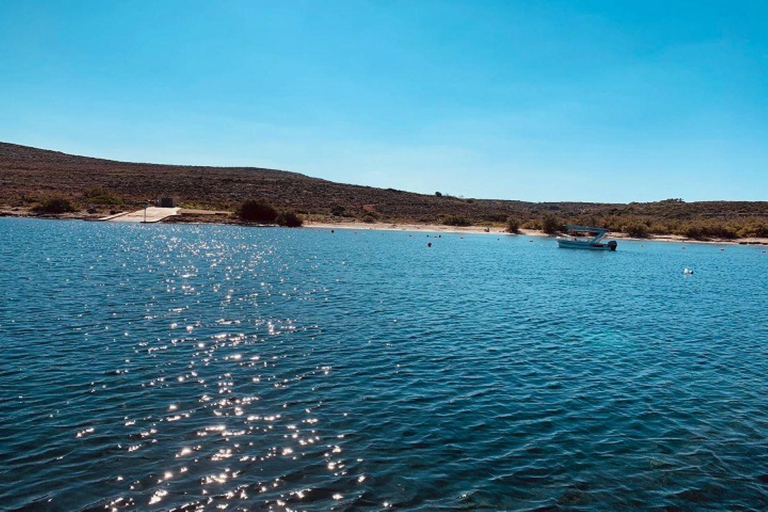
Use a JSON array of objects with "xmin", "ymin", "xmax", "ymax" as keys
[{"xmin": 1, "ymin": 218, "xmax": 768, "ymax": 511}]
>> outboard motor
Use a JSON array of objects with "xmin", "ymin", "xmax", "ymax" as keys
[{"xmin": 607, "ymin": 240, "xmax": 618, "ymax": 251}]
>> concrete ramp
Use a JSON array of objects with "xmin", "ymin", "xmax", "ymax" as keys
[{"xmin": 104, "ymin": 207, "xmax": 180, "ymax": 223}]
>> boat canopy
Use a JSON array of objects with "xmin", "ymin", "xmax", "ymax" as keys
[{"xmin": 563, "ymin": 225, "xmax": 608, "ymax": 235}]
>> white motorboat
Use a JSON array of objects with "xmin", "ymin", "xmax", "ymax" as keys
[{"xmin": 556, "ymin": 225, "xmax": 617, "ymax": 251}]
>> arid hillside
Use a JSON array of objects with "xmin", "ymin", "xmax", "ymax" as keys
[
  {"xmin": 1, "ymin": 141, "xmax": 767, "ymax": 238},
  {"xmin": 0, "ymin": 141, "xmax": 531, "ymax": 222}
]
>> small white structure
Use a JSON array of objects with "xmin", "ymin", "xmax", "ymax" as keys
[{"xmin": 102, "ymin": 207, "xmax": 180, "ymax": 223}]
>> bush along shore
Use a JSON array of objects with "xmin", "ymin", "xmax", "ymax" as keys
[
  {"xmin": 5, "ymin": 198, "xmax": 768, "ymax": 245},
  {"xmin": 4, "ymin": 189, "xmax": 768, "ymax": 244},
  {"xmin": 235, "ymin": 199, "xmax": 303, "ymax": 227}
]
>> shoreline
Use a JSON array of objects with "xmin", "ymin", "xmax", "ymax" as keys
[
  {"xmin": 2, "ymin": 207, "xmax": 767, "ymax": 247},
  {"xmin": 304, "ymin": 221, "xmax": 768, "ymax": 246}
]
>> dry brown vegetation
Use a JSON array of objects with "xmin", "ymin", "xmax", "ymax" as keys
[{"xmin": 2, "ymin": 142, "xmax": 767, "ymax": 240}]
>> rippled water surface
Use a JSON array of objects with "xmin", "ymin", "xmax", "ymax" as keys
[{"xmin": 2, "ymin": 218, "xmax": 768, "ymax": 511}]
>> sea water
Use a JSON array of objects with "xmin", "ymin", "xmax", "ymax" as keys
[{"xmin": 1, "ymin": 217, "xmax": 767, "ymax": 511}]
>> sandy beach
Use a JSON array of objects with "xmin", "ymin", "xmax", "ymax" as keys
[{"xmin": 304, "ymin": 221, "xmax": 768, "ymax": 246}]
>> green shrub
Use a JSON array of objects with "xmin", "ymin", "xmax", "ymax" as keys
[
  {"xmin": 506, "ymin": 216, "xmax": 520, "ymax": 233},
  {"xmin": 647, "ymin": 221, "xmax": 673, "ymax": 235},
  {"xmin": 738, "ymin": 219, "xmax": 768, "ymax": 238},
  {"xmin": 442, "ymin": 215, "xmax": 471, "ymax": 227},
  {"xmin": 622, "ymin": 221, "xmax": 648, "ymax": 238},
  {"xmin": 32, "ymin": 197, "xmax": 75, "ymax": 214},
  {"xmin": 540, "ymin": 213, "xmax": 562, "ymax": 234},
  {"xmin": 276, "ymin": 211, "xmax": 303, "ymax": 227},
  {"xmin": 362, "ymin": 214, "xmax": 377, "ymax": 223},
  {"xmin": 677, "ymin": 221, "xmax": 737, "ymax": 240},
  {"xmin": 237, "ymin": 199, "xmax": 278, "ymax": 223},
  {"xmin": 678, "ymin": 223, "xmax": 703, "ymax": 239}
]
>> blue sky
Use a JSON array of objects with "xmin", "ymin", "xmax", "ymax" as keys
[{"xmin": 1, "ymin": 1, "xmax": 766, "ymax": 202}]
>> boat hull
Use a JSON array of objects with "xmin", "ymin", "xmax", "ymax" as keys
[{"xmin": 557, "ymin": 239, "xmax": 617, "ymax": 251}]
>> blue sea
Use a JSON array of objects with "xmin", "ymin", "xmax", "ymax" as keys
[{"xmin": 1, "ymin": 217, "xmax": 768, "ymax": 511}]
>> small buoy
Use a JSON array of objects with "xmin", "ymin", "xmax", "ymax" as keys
[
  {"xmin": 427, "ymin": 242, "xmax": 432, "ymax": 248},
  {"xmin": 529, "ymin": 240, "xmax": 533, "ymax": 243},
  {"xmin": 682, "ymin": 246, "xmax": 686, "ymax": 250},
  {"xmin": 720, "ymin": 248, "xmax": 724, "ymax": 252},
  {"xmin": 331, "ymin": 230, "xmax": 334, "ymax": 233},
  {"xmin": 684, "ymin": 268, "xmax": 694, "ymax": 275}
]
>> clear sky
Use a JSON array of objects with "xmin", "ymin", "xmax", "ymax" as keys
[{"xmin": 1, "ymin": 1, "xmax": 766, "ymax": 202}]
